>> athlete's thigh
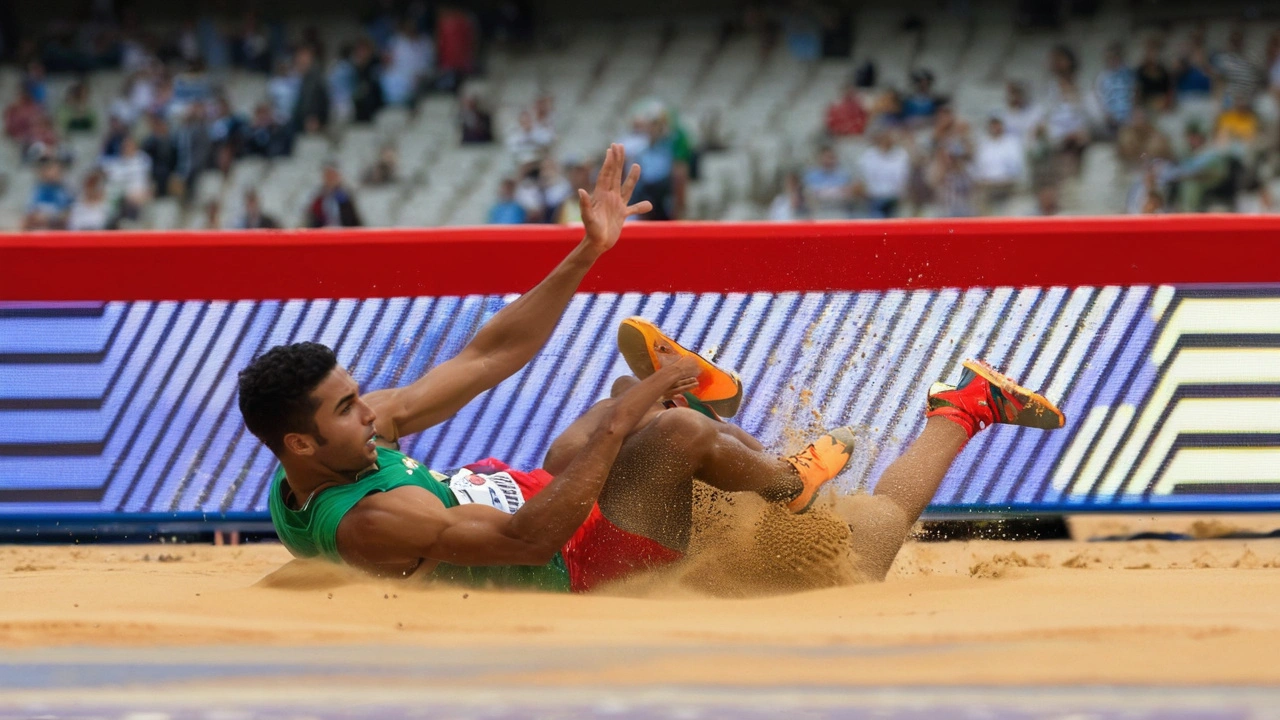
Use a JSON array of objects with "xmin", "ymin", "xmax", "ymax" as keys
[{"xmin": 596, "ymin": 413, "xmax": 705, "ymax": 552}]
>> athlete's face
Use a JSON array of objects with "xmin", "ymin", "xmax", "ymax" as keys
[{"xmin": 297, "ymin": 367, "xmax": 379, "ymax": 473}]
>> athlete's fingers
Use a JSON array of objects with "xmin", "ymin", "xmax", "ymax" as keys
[
  {"xmin": 601, "ymin": 144, "xmax": 621, "ymax": 191},
  {"xmin": 578, "ymin": 188, "xmax": 593, "ymax": 220},
  {"xmin": 625, "ymin": 200, "xmax": 652, "ymax": 217},
  {"xmin": 592, "ymin": 146, "xmax": 613, "ymax": 195},
  {"xmin": 620, "ymin": 163, "xmax": 641, "ymax": 202}
]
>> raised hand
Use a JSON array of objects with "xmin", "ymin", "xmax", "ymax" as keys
[{"xmin": 580, "ymin": 143, "xmax": 652, "ymax": 255}]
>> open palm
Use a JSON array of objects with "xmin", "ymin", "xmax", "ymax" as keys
[{"xmin": 580, "ymin": 143, "xmax": 652, "ymax": 254}]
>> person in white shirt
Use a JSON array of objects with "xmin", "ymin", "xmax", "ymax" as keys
[
  {"xmin": 67, "ymin": 170, "xmax": 111, "ymax": 231},
  {"xmin": 855, "ymin": 130, "xmax": 911, "ymax": 218},
  {"xmin": 1000, "ymin": 81, "xmax": 1041, "ymax": 146},
  {"xmin": 381, "ymin": 21, "xmax": 434, "ymax": 106},
  {"xmin": 102, "ymin": 135, "xmax": 153, "ymax": 223},
  {"xmin": 769, "ymin": 171, "xmax": 808, "ymax": 221},
  {"xmin": 972, "ymin": 116, "xmax": 1027, "ymax": 214},
  {"xmin": 506, "ymin": 109, "xmax": 556, "ymax": 164}
]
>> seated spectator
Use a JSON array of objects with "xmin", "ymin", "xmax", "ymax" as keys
[
  {"xmin": 4, "ymin": 86, "xmax": 48, "ymax": 147},
  {"xmin": 1043, "ymin": 45, "xmax": 1091, "ymax": 176},
  {"xmin": 174, "ymin": 104, "xmax": 213, "ymax": 201},
  {"xmin": 381, "ymin": 19, "xmax": 434, "ymax": 106},
  {"xmin": 56, "ymin": 82, "xmax": 98, "ymax": 135},
  {"xmin": 1174, "ymin": 31, "xmax": 1214, "ymax": 99},
  {"xmin": 103, "ymin": 135, "xmax": 154, "ymax": 224},
  {"xmin": 533, "ymin": 93, "xmax": 557, "ymax": 138},
  {"xmin": 1173, "ymin": 124, "xmax": 1231, "ymax": 212},
  {"xmin": 1212, "ymin": 27, "xmax": 1263, "ymax": 108},
  {"xmin": 769, "ymin": 171, "xmax": 809, "ymax": 221},
  {"xmin": 22, "ymin": 158, "xmax": 73, "ymax": 230},
  {"xmin": 329, "ymin": 44, "xmax": 357, "ymax": 124},
  {"xmin": 362, "ymin": 144, "xmax": 399, "ymax": 186},
  {"xmin": 556, "ymin": 160, "xmax": 592, "ymax": 224},
  {"xmin": 536, "ymin": 157, "xmax": 573, "ymax": 222},
  {"xmin": 869, "ymin": 88, "xmax": 906, "ymax": 128},
  {"xmin": 244, "ymin": 103, "xmax": 292, "ymax": 158},
  {"xmin": 101, "ymin": 114, "xmax": 132, "ymax": 158},
  {"xmin": 1094, "ymin": 43, "xmax": 1136, "ymax": 135},
  {"xmin": 506, "ymin": 109, "xmax": 555, "ymax": 163},
  {"xmin": 291, "ymin": 45, "xmax": 330, "ymax": 134},
  {"xmin": 67, "ymin": 170, "xmax": 111, "ymax": 231},
  {"xmin": 513, "ymin": 162, "xmax": 547, "ymax": 223},
  {"xmin": 306, "ymin": 163, "xmax": 363, "ymax": 227},
  {"xmin": 825, "ymin": 82, "xmax": 868, "ymax": 137},
  {"xmin": 1215, "ymin": 95, "xmax": 1259, "ymax": 144},
  {"xmin": 22, "ymin": 116, "xmax": 68, "ymax": 166},
  {"xmin": 1116, "ymin": 109, "xmax": 1166, "ymax": 169},
  {"xmin": 267, "ymin": 59, "xmax": 300, "ymax": 124},
  {"xmin": 209, "ymin": 95, "xmax": 248, "ymax": 156},
  {"xmin": 489, "ymin": 178, "xmax": 526, "ymax": 224},
  {"xmin": 972, "ymin": 117, "xmax": 1026, "ymax": 212},
  {"xmin": 238, "ymin": 189, "xmax": 281, "ymax": 229},
  {"xmin": 1000, "ymin": 81, "xmax": 1041, "ymax": 145},
  {"xmin": 459, "ymin": 92, "xmax": 494, "ymax": 144},
  {"xmin": 803, "ymin": 145, "xmax": 854, "ymax": 217},
  {"xmin": 1136, "ymin": 38, "xmax": 1173, "ymax": 111},
  {"xmin": 350, "ymin": 38, "xmax": 384, "ymax": 124},
  {"xmin": 233, "ymin": 11, "xmax": 272, "ymax": 73},
  {"xmin": 172, "ymin": 63, "xmax": 214, "ymax": 111},
  {"xmin": 435, "ymin": 6, "xmax": 479, "ymax": 91},
  {"xmin": 141, "ymin": 114, "xmax": 179, "ymax": 198},
  {"xmin": 928, "ymin": 146, "xmax": 975, "ymax": 218},
  {"xmin": 854, "ymin": 131, "xmax": 911, "ymax": 218},
  {"xmin": 902, "ymin": 69, "xmax": 943, "ymax": 124},
  {"xmin": 631, "ymin": 114, "xmax": 686, "ymax": 220}
]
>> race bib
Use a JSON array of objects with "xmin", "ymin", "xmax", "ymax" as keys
[{"xmin": 447, "ymin": 468, "xmax": 526, "ymax": 514}]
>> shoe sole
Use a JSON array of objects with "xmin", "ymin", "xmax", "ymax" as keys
[
  {"xmin": 617, "ymin": 317, "xmax": 744, "ymax": 417},
  {"xmin": 962, "ymin": 359, "xmax": 1066, "ymax": 429}
]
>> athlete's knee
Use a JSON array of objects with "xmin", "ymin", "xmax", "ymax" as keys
[
  {"xmin": 649, "ymin": 407, "xmax": 718, "ymax": 448},
  {"xmin": 610, "ymin": 376, "xmax": 639, "ymax": 397}
]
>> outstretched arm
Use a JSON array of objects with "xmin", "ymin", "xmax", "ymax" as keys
[
  {"xmin": 367, "ymin": 144, "xmax": 652, "ymax": 441},
  {"xmin": 337, "ymin": 359, "xmax": 698, "ymax": 573}
]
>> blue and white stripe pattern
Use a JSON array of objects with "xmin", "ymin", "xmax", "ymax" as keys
[{"xmin": 2, "ymin": 285, "xmax": 1278, "ymax": 519}]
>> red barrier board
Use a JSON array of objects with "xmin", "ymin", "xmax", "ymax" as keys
[{"xmin": 2, "ymin": 216, "xmax": 1279, "ymax": 301}]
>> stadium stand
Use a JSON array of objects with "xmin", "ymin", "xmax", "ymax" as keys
[{"xmin": 2, "ymin": 0, "xmax": 1279, "ymax": 231}]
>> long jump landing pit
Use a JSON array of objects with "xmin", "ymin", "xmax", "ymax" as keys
[{"xmin": 4, "ymin": 218, "xmax": 1280, "ymax": 717}]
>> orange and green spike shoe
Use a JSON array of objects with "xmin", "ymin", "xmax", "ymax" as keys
[
  {"xmin": 617, "ymin": 316, "xmax": 744, "ymax": 418},
  {"xmin": 783, "ymin": 426, "xmax": 857, "ymax": 513},
  {"xmin": 926, "ymin": 359, "xmax": 1065, "ymax": 438}
]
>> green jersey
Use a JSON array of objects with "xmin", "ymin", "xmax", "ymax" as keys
[{"xmin": 268, "ymin": 446, "xmax": 570, "ymax": 592}]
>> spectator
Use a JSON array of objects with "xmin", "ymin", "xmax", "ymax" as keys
[
  {"xmin": 1215, "ymin": 94, "xmax": 1259, "ymax": 144},
  {"xmin": 1173, "ymin": 124, "xmax": 1232, "ymax": 212},
  {"xmin": 1042, "ymin": 45, "xmax": 1090, "ymax": 176},
  {"xmin": 55, "ymin": 81, "xmax": 97, "ymax": 135},
  {"xmin": 1117, "ymin": 108, "xmax": 1167, "ymax": 169},
  {"xmin": 929, "ymin": 147, "xmax": 975, "ymax": 218},
  {"xmin": 1094, "ymin": 43, "xmax": 1136, "ymax": 134},
  {"xmin": 291, "ymin": 45, "xmax": 330, "ymax": 134},
  {"xmin": 1269, "ymin": 30, "xmax": 1280, "ymax": 103},
  {"xmin": 267, "ymin": 58, "xmax": 299, "ymax": 123},
  {"xmin": 536, "ymin": 157, "xmax": 574, "ymax": 222},
  {"xmin": 209, "ymin": 95, "xmax": 248, "ymax": 156},
  {"xmin": 233, "ymin": 11, "xmax": 272, "ymax": 73},
  {"xmin": 22, "ymin": 158, "xmax": 73, "ymax": 230},
  {"xmin": 855, "ymin": 130, "xmax": 912, "ymax": 218},
  {"xmin": 489, "ymin": 178, "xmax": 526, "ymax": 224},
  {"xmin": 507, "ymin": 109, "xmax": 556, "ymax": 163},
  {"xmin": 435, "ymin": 6, "xmax": 478, "ymax": 91},
  {"xmin": 459, "ymin": 91, "xmax": 493, "ymax": 143},
  {"xmin": 22, "ymin": 60, "xmax": 47, "ymax": 106},
  {"xmin": 306, "ymin": 163, "xmax": 362, "ymax": 227},
  {"xmin": 101, "ymin": 114, "xmax": 131, "ymax": 158},
  {"xmin": 244, "ymin": 103, "xmax": 291, "ymax": 158},
  {"xmin": 349, "ymin": 38, "xmax": 384, "ymax": 124},
  {"xmin": 803, "ymin": 144, "xmax": 854, "ymax": 217},
  {"xmin": 381, "ymin": 19, "xmax": 433, "ymax": 106},
  {"xmin": 972, "ymin": 116, "xmax": 1026, "ymax": 213},
  {"xmin": 631, "ymin": 113, "xmax": 687, "ymax": 220},
  {"xmin": 103, "ymin": 134, "xmax": 154, "ymax": 223},
  {"xmin": 769, "ymin": 171, "xmax": 808, "ymax": 221},
  {"xmin": 869, "ymin": 87, "xmax": 906, "ymax": 129},
  {"xmin": 362, "ymin": 143, "xmax": 399, "ymax": 186},
  {"xmin": 556, "ymin": 160, "xmax": 592, "ymax": 224},
  {"xmin": 902, "ymin": 69, "xmax": 943, "ymax": 123},
  {"xmin": 201, "ymin": 199, "xmax": 223, "ymax": 230},
  {"xmin": 141, "ymin": 113, "xmax": 179, "ymax": 198},
  {"xmin": 533, "ymin": 94, "xmax": 557, "ymax": 138},
  {"xmin": 1174, "ymin": 30, "xmax": 1214, "ymax": 99},
  {"xmin": 174, "ymin": 104, "xmax": 213, "ymax": 201},
  {"xmin": 1136, "ymin": 38, "xmax": 1173, "ymax": 111},
  {"xmin": 1212, "ymin": 27, "xmax": 1263, "ymax": 107},
  {"xmin": 825, "ymin": 82, "xmax": 868, "ymax": 137},
  {"xmin": 513, "ymin": 162, "xmax": 547, "ymax": 222},
  {"xmin": 67, "ymin": 170, "xmax": 111, "ymax": 231},
  {"xmin": 4, "ymin": 86, "xmax": 48, "ymax": 147},
  {"xmin": 1000, "ymin": 81, "xmax": 1040, "ymax": 145},
  {"xmin": 22, "ymin": 116, "xmax": 66, "ymax": 165},
  {"xmin": 329, "ymin": 44, "xmax": 357, "ymax": 125},
  {"xmin": 238, "ymin": 189, "xmax": 280, "ymax": 229}
]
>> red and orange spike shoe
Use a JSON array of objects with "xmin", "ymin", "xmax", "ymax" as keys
[
  {"xmin": 617, "ymin": 316, "xmax": 744, "ymax": 418},
  {"xmin": 783, "ymin": 427, "xmax": 857, "ymax": 513},
  {"xmin": 926, "ymin": 359, "xmax": 1065, "ymax": 438}
]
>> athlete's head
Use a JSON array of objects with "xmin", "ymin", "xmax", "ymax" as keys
[{"xmin": 238, "ymin": 342, "xmax": 378, "ymax": 472}]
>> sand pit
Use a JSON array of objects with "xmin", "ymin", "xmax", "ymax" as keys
[{"xmin": 3, "ymin": 514, "xmax": 1280, "ymax": 689}]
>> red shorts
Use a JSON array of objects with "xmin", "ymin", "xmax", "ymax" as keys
[{"xmin": 462, "ymin": 458, "xmax": 683, "ymax": 593}]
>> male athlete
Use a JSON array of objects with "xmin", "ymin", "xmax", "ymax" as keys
[{"xmin": 238, "ymin": 145, "xmax": 1065, "ymax": 591}]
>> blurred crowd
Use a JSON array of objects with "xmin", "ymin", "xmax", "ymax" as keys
[{"xmin": 774, "ymin": 24, "xmax": 1280, "ymax": 220}]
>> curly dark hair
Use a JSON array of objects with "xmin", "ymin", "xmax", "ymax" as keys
[{"xmin": 238, "ymin": 342, "xmax": 338, "ymax": 455}]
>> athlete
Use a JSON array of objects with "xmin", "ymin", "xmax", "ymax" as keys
[{"xmin": 238, "ymin": 145, "xmax": 1065, "ymax": 591}]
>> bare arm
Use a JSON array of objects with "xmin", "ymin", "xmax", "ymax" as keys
[
  {"xmin": 337, "ymin": 359, "xmax": 699, "ymax": 572},
  {"xmin": 366, "ymin": 144, "xmax": 652, "ymax": 441}
]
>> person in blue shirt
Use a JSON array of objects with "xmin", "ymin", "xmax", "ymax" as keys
[
  {"xmin": 489, "ymin": 178, "xmax": 527, "ymax": 224},
  {"xmin": 23, "ymin": 158, "xmax": 73, "ymax": 230}
]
